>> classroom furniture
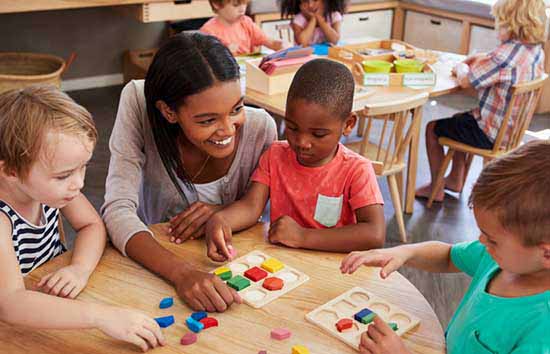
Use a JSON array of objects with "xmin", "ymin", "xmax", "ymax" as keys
[
  {"xmin": 6, "ymin": 223, "xmax": 447, "ymax": 354},
  {"xmin": 346, "ymin": 93, "xmax": 429, "ymax": 242},
  {"xmin": 245, "ymin": 51, "xmax": 463, "ymax": 215},
  {"xmin": 427, "ymin": 73, "xmax": 549, "ymax": 208}
]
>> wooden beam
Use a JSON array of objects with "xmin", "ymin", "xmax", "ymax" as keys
[
  {"xmin": 0, "ymin": 0, "xmax": 167, "ymax": 14},
  {"xmin": 459, "ymin": 21, "xmax": 472, "ymax": 55},
  {"xmin": 392, "ymin": 7, "xmax": 405, "ymax": 40},
  {"xmin": 398, "ymin": 3, "xmax": 494, "ymax": 28}
]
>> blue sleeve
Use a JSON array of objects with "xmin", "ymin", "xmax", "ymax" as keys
[{"xmin": 450, "ymin": 241, "xmax": 487, "ymax": 277}]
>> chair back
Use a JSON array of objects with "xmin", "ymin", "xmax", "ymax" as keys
[
  {"xmin": 357, "ymin": 92, "xmax": 429, "ymax": 175},
  {"xmin": 492, "ymin": 73, "xmax": 548, "ymax": 153},
  {"xmin": 276, "ymin": 23, "xmax": 293, "ymax": 43}
]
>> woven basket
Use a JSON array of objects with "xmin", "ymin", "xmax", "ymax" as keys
[{"xmin": 0, "ymin": 52, "xmax": 66, "ymax": 94}]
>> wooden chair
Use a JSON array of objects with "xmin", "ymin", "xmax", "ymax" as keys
[
  {"xmin": 346, "ymin": 92, "xmax": 429, "ymax": 242},
  {"xmin": 276, "ymin": 23, "xmax": 293, "ymax": 43},
  {"xmin": 427, "ymin": 73, "xmax": 548, "ymax": 208}
]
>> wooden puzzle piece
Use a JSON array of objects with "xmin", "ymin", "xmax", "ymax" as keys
[
  {"xmin": 305, "ymin": 287, "xmax": 421, "ymax": 350},
  {"xmin": 292, "ymin": 345, "xmax": 310, "ymax": 354},
  {"xmin": 261, "ymin": 258, "xmax": 284, "ymax": 273},
  {"xmin": 263, "ymin": 277, "xmax": 284, "ymax": 291},
  {"xmin": 271, "ymin": 328, "xmax": 291, "ymax": 340},
  {"xmin": 180, "ymin": 332, "xmax": 197, "ymax": 345},
  {"xmin": 186, "ymin": 317, "xmax": 204, "ymax": 333},
  {"xmin": 227, "ymin": 275, "xmax": 251, "ymax": 291},
  {"xmin": 191, "ymin": 311, "xmax": 207, "ymax": 321},
  {"xmin": 154, "ymin": 315, "xmax": 174, "ymax": 328},
  {"xmin": 159, "ymin": 297, "xmax": 173, "ymax": 309},
  {"xmin": 244, "ymin": 266, "xmax": 268, "ymax": 282},
  {"xmin": 336, "ymin": 318, "xmax": 354, "ymax": 332},
  {"xmin": 214, "ymin": 266, "xmax": 232, "ymax": 281},
  {"xmin": 199, "ymin": 317, "xmax": 219, "ymax": 329}
]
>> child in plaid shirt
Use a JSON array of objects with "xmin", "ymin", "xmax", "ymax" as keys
[{"xmin": 416, "ymin": 0, "xmax": 546, "ymax": 203}]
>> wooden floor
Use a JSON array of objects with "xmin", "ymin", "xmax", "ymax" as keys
[{"xmin": 66, "ymin": 85, "xmax": 550, "ymax": 329}]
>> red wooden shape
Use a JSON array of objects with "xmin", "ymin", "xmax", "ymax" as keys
[
  {"xmin": 199, "ymin": 317, "xmax": 219, "ymax": 329},
  {"xmin": 244, "ymin": 266, "xmax": 268, "ymax": 282},
  {"xmin": 335, "ymin": 318, "xmax": 354, "ymax": 332}
]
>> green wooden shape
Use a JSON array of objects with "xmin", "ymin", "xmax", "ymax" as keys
[
  {"xmin": 227, "ymin": 275, "xmax": 250, "ymax": 291},
  {"xmin": 360, "ymin": 313, "xmax": 376, "ymax": 325},
  {"xmin": 388, "ymin": 322, "xmax": 399, "ymax": 331},
  {"xmin": 218, "ymin": 270, "xmax": 232, "ymax": 281}
]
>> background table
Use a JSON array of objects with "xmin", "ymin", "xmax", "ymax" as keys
[{"xmin": 1, "ymin": 223, "xmax": 446, "ymax": 353}]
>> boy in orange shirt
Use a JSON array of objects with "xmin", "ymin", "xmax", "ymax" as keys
[
  {"xmin": 205, "ymin": 59, "xmax": 386, "ymax": 262},
  {"xmin": 201, "ymin": 0, "xmax": 283, "ymax": 55}
]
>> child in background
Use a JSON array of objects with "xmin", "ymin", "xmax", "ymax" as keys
[
  {"xmin": 201, "ymin": 0, "xmax": 283, "ymax": 55},
  {"xmin": 416, "ymin": 0, "xmax": 546, "ymax": 202},
  {"xmin": 342, "ymin": 140, "xmax": 550, "ymax": 354},
  {"xmin": 205, "ymin": 59, "xmax": 385, "ymax": 262},
  {"xmin": 0, "ymin": 86, "xmax": 165, "ymax": 352},
  {"xmin": 281, "ymin": 0, "xmax": 345, "ymax": 46}
]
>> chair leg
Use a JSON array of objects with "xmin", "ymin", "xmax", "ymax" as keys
[
  {"xmin": 427, "ymin": 149, "xmax": 455, "ymax": 208},
  {"xmin": 388, "ymin": 174, "xmax": 407, "ymax": 243},
  {"xmin": 462, "ymin": 153, "xmax": 474, "ymax": 191},
  {"xmin": 357, "ymin": 115, "xmax": 365, "ymax": 137}
]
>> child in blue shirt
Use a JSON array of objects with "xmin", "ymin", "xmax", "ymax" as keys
[{"xmin": 341, "ymin": 140, "xmax": 550, "ymax": 353}]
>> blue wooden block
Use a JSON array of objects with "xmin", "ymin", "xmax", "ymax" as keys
[
  {"xmin": 159, "ymin": 297, "xmax": 174, "ymax": 309},
  {"xmin": 186, "ymin": 317, "xmax": 204, "ymax": 333},
  {"xmin": 191, "ymin": 311, "xmax": 207, "ymax": 321},
  {"xmin": 354, "ymin": 308, "xmax": 373, "ymax": 323},
  {"xmin": 155, "ymin": 315, "xmax": 175, "ymax": 328}
]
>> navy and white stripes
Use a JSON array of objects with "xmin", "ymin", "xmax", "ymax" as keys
[{"xmin": 0, "ymin": 200, "xmax": 65, "ymax": 276}]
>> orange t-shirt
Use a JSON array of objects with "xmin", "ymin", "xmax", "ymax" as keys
[
  {"xmin": 200, "ymin": 15, "xmax": 268, "ymax": 55},
  {"xmin": 251, "ymin": 141, "xmax": 384, "ymax": 228}
]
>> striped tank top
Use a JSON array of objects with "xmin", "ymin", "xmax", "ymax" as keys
[{"xmin": 0, "ymin": 200, "xmax": 66, "ymax": 276}]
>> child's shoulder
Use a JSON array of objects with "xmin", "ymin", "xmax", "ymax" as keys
[
  {"xmin": 264, "ymin": 140, "xmax": 290, "ymax": 154},
  {"xmin": 339, "ymin": 144, "xmax": 374, "ymax": 166},
  {"xmin": 485, "ymin": 40, "xmax": 542, "ymax": 67}
]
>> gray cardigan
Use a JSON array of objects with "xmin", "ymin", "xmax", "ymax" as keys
[{"xmin": 101, "ymin": 80, "xmax": 277, "ymax": 255}]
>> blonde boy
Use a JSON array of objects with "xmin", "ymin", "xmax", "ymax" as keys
[
  {"xmin": 201, "ymin": 0, "xmax": 283, "ymax": 55},
  {"xmin": 342, "ymin": 140, "xmax": 550, "ymax": 353},
  {"xmin": 416, "ymin": 0, "xmax": 546, "ymax": 202}
]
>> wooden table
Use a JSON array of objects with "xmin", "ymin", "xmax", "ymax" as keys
[
  {"xmin": 1, "ymin": 223, "xmax": 446, "ymax": 354},
  {"xmin": 245, "ymin": 53, "xmax": 464, "ymax": 214}
]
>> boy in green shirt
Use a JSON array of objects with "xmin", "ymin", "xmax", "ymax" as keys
[{"xmin": 341, "ymin": 140, "xmax": 550, "ymax": 354}]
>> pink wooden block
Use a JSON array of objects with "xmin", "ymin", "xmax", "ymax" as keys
[
  {"xmin": 228, "ymin": 246, "xmax": 237, "ymax": 259},
  {"xmin": 180, "ymin": 332, "xmax": 197, "ymax": 345},
  {"xmin": 270, "ymin": 328, "xmax": 291, "ymax": 340}
]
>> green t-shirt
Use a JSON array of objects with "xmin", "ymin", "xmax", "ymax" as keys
[{"xmin": 447, "ymin": 241, "xmax": 550, "ymax": 354}]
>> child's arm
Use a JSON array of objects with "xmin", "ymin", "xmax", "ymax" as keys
[
  {"xmin": 37, "ymin": 194, "xmax": 106, "ymax": 298},
  {"xmin": 268, "ymin": 204, "xmax": 385, "ymax": 252},
  {"xmin": 263, "ymin": 38, "xmax": 284, "ymax": 51},
  {"xmin": 292, "ymin": 18, "xmax": 317, "ymax": 46},
  {"xmin": 341, "ymin": 241, "xmax": 460, "ymax": 278},
  {"xmin": 205, "ymin": 182, "xmax": 270, "ymax": 262},
  {"xmin": 315, "ymin": 13, "xmax": 341, "ymax": 45},
  {"xmin": 0, "ymin": 214, "xmax": 165, "ymax": 351},
  {"xmin": 453, "ymin": 62, "xmax": 472, "ymax": 89}
]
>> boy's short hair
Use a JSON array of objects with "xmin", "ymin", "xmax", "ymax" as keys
[
  {"xmin": 492, "ymin": 0, "xmax": 547, "ymax": 44},
  {"xmin": 0, "ymin": 85, "xmax": 97, "ymax": 178},
  {"xmin": 208, "ymin": 0, "xmax": 249, "ymax": 12},
  {"xmin": 287, "ymin": 58, "xmax": 354, "ymax": 119},
  {"xmin": 469, "ymin": 140, "xmax": 550, "ymax": 246}
]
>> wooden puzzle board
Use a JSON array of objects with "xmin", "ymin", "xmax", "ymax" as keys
[
  {"xmin": 305, "ymin": 287, "xmax": 420, "ymax": 351},
  {"xmin": 213, "ymin": 250, "xmax": 309, "ymax": 309}
]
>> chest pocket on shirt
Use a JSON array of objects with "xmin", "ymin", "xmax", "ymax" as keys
[
  {"xmin": 467, "ymin": 329, "xmax": 500, "ymax": 354},
  {"xmin": 314, "ymin": 194, "xmax": 343, "ymax": 227}
]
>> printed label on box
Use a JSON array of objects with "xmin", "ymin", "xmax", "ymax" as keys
[
  {"xmin": 403, "ymin": 73, "xmax": 436, "ymax": 86},
  {"xmin": 363, "ymin": 74, "xmax": 390, "ymax": 87}
]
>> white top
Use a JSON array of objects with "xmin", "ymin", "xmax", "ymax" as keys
[{"xmin": 194, "ymin": 177, "xmax": 224, "ymax": 205}]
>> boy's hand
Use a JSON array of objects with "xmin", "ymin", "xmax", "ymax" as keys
[
  {"xmin": 268, "ymin": 216, "xmax": 305, "ymax": 248},
  {"xmin": 36, "ymin": 264, "xmax": 92, "ymax": 298},
  {"xmin": 205, "ymin": 213, "xmax": 234, "ymax": 262},
  {"xmin": 96, "ymin": 307, "xmax": 166, "ymax": 352},
  {"xmin": 359, "ymin": 316, "xmax": 410, "ymax": 354},
  {"xmin": 340, "ymin": 247, "xmax": 410, "ymax": 279},
  {"xmin": 174, "ymin": 268, "xmax": 242, "ymax": 312},
  {"xmin": 169, "ymin": 202, "xmax": 222, "ymax": 244}
]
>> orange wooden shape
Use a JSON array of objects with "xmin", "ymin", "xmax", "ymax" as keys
[{"xmin": 262, "ymin": 277, "xmax": 283, "ymax": 291}]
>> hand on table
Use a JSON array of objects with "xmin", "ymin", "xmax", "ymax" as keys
[
  {"xmin": 268, "ymin": 216, "xmax": 305, "ymax": 248},
  {"xmin": 359, "ymin": 315, "xmax": 410, "ymax": 354},
  {"xmin": 168, "ymin": 202, "xmax": 222, "ymax": 244},
  {"xmin": 36, "ymin": 264, "xmax": 92, "ymax": 298},
  {"xmin": 174, "ymin": 268, "xmax": 242, "ymax": 312},
  {"xmin": 340, "ymin": 247, "xmax": 410, "ymax": 279},
  {"xmin": 96, "ymin": 306, "xmax": 166, "ymax": 352}
]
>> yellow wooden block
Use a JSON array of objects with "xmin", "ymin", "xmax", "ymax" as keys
[
  {"xmin": 214, "ymin": 267, "xmax": 230, "ymax": 276},
  {"xmin": 261, "ymin": 258, "xmax": 284, "ymax": 273},
  {"xmin": 292, "ymin": 345, "xmax": 309, "ymax": 354}
]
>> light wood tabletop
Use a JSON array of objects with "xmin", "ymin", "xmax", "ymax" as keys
[
  {"xmin": 1, "ymin": 223, "xmax": 446, "ymax": 354},
  {"xmin": 245, "ymin": 52, "xmax": 465, "ymax": 215}
]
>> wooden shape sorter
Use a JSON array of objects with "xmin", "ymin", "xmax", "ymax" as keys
[
  {"xmin": 212, "ymin": 251, "xmax": 309, "ymax": 308},
  {"xmin": 305, "ymin": 287, "xmax": 420, "ymax": 351}
]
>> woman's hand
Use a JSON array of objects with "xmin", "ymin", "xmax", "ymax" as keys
[
  {"xmin": 169, "ymin": 202, "xmax": 222, "ymax": 244},
  {"xmin": 359, "ymin": 316, "xmax": 410, "ymax": 354},
  {"xmin": 340, "ymin": 247, "xmax": 411, "ymax": 279},
  {"xmin": 36, "ymin": 264, "xmax": 92, "ymax": 299}
]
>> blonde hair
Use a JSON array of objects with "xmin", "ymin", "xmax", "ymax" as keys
[
  {"xmin": 0, "ymin": 85, "xmax": 97, "ymax": 178},
  {"xmin": 208, "ymin": 0, "xmax": 249, "ymax": 12},
  {"xmin": 469, "ymin": 140, "xmax": 550, "ymax": 246},
  {"xmin": 492, "ymin": 0, "xmax": 547, "ymax": 44}
]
